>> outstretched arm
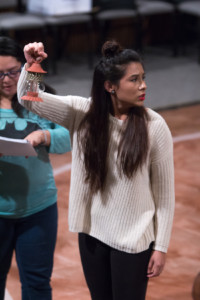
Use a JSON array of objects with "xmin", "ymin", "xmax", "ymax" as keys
[{"xmin": 18, "ymin": 42, "xmax": 89, "ymax": 134}]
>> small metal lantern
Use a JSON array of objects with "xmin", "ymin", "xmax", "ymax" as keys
[{"xmin": 21, "ymin": 63, "xmax": 47, "ymax": 102}]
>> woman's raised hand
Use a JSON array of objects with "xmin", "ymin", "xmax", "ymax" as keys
[{"xmin": 23, "ymin": 42, "xmax": 48, "ymax": 66}]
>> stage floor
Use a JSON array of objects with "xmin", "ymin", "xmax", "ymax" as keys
[{"xmin": 5, "ymin": 104, "xmax": 200, "ymax": 300}]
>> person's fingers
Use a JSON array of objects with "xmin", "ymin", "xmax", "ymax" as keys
[
  {"xmin": 24, "ymin": 42, "xmax": 47, "ymax": 63},
  {"xmin": 32, "ymin": 42, "xmax": 48, "ymax": 59},
  {"xmin": 37, "ymin": 42, "xmax": 44, "ymax": 52},
  {"xmin": 147, "ymin": 255, "xmax": 154, "ymax": 275},
  {"xmin": 147, "ymin": 268, "xmax": 162, "ymax": 278},
  {"xmin": 147, "ymin": 261, "xmax": 164, "ymax": 278},
  {"xmin": 147, "ymin": 250, "xmax": 166, "ymax": 278}
]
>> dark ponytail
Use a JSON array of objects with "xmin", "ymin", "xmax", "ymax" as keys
[{"xmin": 78, "ymin": 40, "xmax": 149, "ymax": 194}]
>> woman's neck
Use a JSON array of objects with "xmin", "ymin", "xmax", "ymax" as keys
[
  {"xmin": 111, "ymin": 97, "xmax": 129, "ymax": 121},
  {"xmin": 0, "ymin": 96, "xmax": 12, "ymax": 109}
]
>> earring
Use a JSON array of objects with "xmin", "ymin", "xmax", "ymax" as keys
[{"xmin": 111, "ymin": 90, "xmax": 115, "ymax": 94}]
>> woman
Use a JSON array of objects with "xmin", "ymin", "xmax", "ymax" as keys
[
  {"xmin": 18, "ymin": 40, "xmax": 175, "ymax": 300},
  {"xmin": 0, "ymin": 37, "xmax": 71, "ymax": 300}
]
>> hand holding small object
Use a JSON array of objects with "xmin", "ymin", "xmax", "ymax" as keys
[
  {"xmin": 22, "ymin": 42, "xmax": 47, "ymax": 102},
  {"xmin": 23, "ymin": 42, "xmax": 48, "ymax": 68}
]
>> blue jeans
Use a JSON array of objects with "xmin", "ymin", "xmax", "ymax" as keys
[{"xmin": 0, "ymin": 203, "xmax": 58, "ymax": 300}]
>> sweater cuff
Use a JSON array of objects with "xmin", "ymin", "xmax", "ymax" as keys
[{"xmin": 153, "ymin": 244, "xmax": 168, "ymax": 253}]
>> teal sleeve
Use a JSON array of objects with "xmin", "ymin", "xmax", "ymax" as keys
[{"xmin": 48, "ymin": 123, "xmax": 71, "ymax": 154}]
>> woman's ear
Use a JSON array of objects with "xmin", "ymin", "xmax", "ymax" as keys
[{"xmin": 104, "ymin": 80, "xmax": 114, "ymax": 93}]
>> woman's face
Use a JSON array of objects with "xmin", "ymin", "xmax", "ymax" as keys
[
  {"xmin": 110, "ymin": 62, "xmax": 147, "ymax": 114},
  {"xmin": 0, "ymin": 56, "xmax": 21, "ymax": 100}
]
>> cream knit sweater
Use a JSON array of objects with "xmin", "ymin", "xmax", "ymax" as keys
[{"xmin": 18, "ymin": 67, "xmax": 175, "ymax": 254}]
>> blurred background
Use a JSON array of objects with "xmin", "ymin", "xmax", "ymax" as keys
[
  {"xmin": 1, "ymin": 1, "xmax": 200, "ymax": 300},
  {"xmin": 0, "ymin": 0, "xmax": 200, "ymax": 110}
]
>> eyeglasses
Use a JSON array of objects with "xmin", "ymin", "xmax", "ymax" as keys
[{"xmin": 0, "ymin": 68, "xmax": 21, "ymax": 80}]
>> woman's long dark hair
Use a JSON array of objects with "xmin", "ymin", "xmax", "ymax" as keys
[
  {"xmin": 0, "ymin": 36, "xmax": 25, "ymax": 117},
  {"xmin": 78, "ymin": 40, "xmax": 149, "ymax": 194}
]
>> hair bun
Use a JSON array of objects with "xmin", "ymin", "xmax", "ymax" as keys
[{"xmin": 101, "ymin": 40, "xmax": 123, "ymax": 58}]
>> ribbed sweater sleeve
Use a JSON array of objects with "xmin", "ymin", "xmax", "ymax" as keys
[
  {"xmin": 149, "ymin": 114, "xmax": 175, "ymax": 252},
  {"xmin": 17, "ymin": 66, "xmax": 89, "ymax": 132},
  {"xmin": 17, "ymin": 68, "xmax": 175, "ymax": 254}
]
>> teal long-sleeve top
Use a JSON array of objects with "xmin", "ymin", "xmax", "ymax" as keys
[{"xmin": 0, "ymin": 107, "xmax": 71, "ymax": 218}]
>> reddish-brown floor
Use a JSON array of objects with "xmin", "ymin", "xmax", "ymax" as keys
[{"xmin": 6, "ymin": 104, "xmax": 200, "ymax": 300}]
